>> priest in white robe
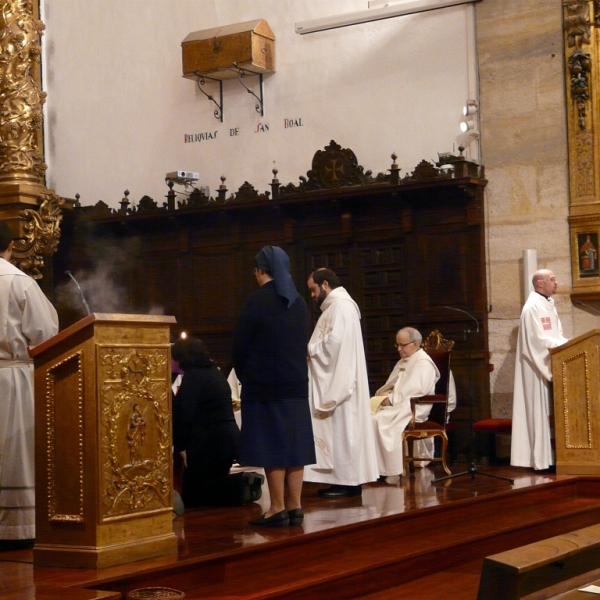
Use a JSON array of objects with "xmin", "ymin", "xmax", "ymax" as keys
[
  {"xmin": 511, "ymin": 269, "xmax": 568, "ymax": 471},
  {"xmin": 305, "ymin": 268, "xmax": 378, "ymax": 498},
  {"xmin": 0, "ymin": 222, "xmax": 58, "ymax": 548},
  {"xmin": 371, "ymin": 327, "xmax": 442, "ymax": 476}
]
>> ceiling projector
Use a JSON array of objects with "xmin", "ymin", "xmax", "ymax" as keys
[{"xmin": 166, "ymin": 170, "xmax": 199, "ymax": 184}]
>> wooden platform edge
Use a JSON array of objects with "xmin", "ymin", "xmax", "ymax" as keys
[{"xmin": 65, "ymin": 478, "xmax": 600, "ymax": 600}]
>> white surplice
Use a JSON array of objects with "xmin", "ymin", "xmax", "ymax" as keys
[
  {"xmin": 0, "ymin": 258, "xmax": 58, "ymax": 540},
  {"xmin": 305, "ymin": 287, "xmax": 378, "ymax": 486},
  {"xmin": 511, "ymin": 291, "xmax": 568, "ymax": 470},
  {"xmin": 227, "ymin": 368, "xmax": 242, "ymax": 428},
  {"xmin": 371, "ymin": 349, "xmax": 440, "ymax": 476}
]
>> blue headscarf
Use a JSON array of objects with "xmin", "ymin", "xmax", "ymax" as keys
[{"xmin": 255, "ymin": 245, "xmax": 300, "ymax": 308}]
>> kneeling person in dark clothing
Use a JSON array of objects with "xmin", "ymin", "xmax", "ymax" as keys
[{"xmin": 172, "ymin": 337, "xmax": 263, "ymax": 507}]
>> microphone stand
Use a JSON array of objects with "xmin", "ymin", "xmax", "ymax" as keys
[
  {"xmin": 575, "ymin": 300, "xmax": 600, "ymax": 315},
  {"xmin": 65, "ymin": 270, "xmax": 91, "ymax": 316},
  {"xmin": 431, "ymin": 308, "xmax": 514, "ymax": 485}
]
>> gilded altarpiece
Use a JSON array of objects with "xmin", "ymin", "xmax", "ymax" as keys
[
  {"xmin": 564, "ymin": 1, "xmax": 600, "ymax": 298},
  {"xmin": 0, "ymin": 1, "xmax": 74, "ymax": 283}
]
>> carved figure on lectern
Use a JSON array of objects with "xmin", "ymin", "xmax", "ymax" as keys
[{"xmin": 126, "ymin": 403, "xmax": 147, "ymax": 464}]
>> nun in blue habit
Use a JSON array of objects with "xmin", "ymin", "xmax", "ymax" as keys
[{"xmin": 232, "ymin": 245, "xmax": 316, "ymax": 527}]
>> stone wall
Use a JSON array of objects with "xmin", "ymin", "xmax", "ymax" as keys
[{"xmin": 476, "ymin": 0, "xmax": 598, "ymax": 417}]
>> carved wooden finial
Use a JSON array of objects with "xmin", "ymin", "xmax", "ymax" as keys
[
  {"xmin": 217, "ymin": 175, "xmax": 228, "ymax": 202},
  {"xmin": 390, "ymin": 151, "xmax": 400, "ymax": 185},
  {"xmin": 119, "ymin": 190, "xmax": 130, "ymax": 214},
  {"xmin": 423, "ymin": 329, "xmax": 455, "ymax": 352}
]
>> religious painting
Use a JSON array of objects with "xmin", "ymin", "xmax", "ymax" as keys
[{"xmin": 578, "ymin": 232, "xmax": 599, "ymax": 278}]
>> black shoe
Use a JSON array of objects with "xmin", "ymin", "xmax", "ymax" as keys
[
  {"xmin": 248, "ymin": 510, "xmax": 289, "ymax": 527},
  {"xmin": 241, "ymin": 471, "xmax": 265, "ymax": 503},
  {"xmin": 318, "ymin": 485, "xmax": 362, "ymax": 498},
  {"xmin": 534, "ymin": 466, "xmax": 557, "ymax": 474},
  {"xmin": 172, "ymin": 489, "xmax": 185, "ymax": 516},
  {"xmin": 287, "ymin": 508, "xmax": 304, "ymax": 526},
  {"xmin": 0, "ymin": 539, "xmax": 34, "ymax": 551}
]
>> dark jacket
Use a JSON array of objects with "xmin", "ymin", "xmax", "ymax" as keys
[
  {"xmin": 173, "ymin": 363, "xmax": 238, "ymax": 456},
  {"xmin": 232, "ymin": 280, "xmax": 309, "ymax": 401}
]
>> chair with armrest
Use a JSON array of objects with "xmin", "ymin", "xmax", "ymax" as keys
[{"xmin": 402, "ymin": 330, "xmax": 454, "ymax": 476}]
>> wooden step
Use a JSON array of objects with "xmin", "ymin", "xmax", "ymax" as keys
[{"xmin": 79, "ymin": 478, "xmax": 600, "ymax": 600}]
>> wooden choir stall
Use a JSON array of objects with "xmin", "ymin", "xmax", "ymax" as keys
[
  {"xmin": 56, "ymin": 141, "xmax": 492, "ymax": 461},
  {"xmin": 551, "ymin": 329, "xmax": 600, "ymax": 476},
  {"xmin": 30, "ymin": 313, "xmax": 178, "ymax": 569}
]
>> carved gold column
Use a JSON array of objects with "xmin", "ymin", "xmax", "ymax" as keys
[
  {"xmin": 565, "ymin": 0, "xmax": 600, "ymax": 299},
  {"xmin": 0, "ymin": 1, "xmax": 70, "ymax": 278}
]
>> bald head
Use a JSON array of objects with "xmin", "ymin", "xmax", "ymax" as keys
[{"xmin": 532, "ymin": 269, "xmax": 558, "ymax": 297}]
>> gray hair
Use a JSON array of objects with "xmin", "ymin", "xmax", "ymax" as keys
[{"xmin": 398, "ymin": 327, "xmax": 422, "ymax": 346}]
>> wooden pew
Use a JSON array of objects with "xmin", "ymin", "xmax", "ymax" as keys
[{"xmin": 478, "ymin": 523, "xmax": 600, "ymax": 600}]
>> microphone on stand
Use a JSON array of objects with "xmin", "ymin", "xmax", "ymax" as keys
[
  {"xmin": 575, "ymin": 300, "xmax": 600, "ymax": 315},
  {"xmin": 65, "ymin": 270, "xmax": 91, "ymax": 315},
  {"xmin": 443, "ymin": 305, "xmax": 479, "ymax": 333},
  {"xmin": 432, "ymin": 304, "xmax": 514, "ymax": 485}
]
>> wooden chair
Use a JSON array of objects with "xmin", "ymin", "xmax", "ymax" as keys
[{"xmin": 402, "ymin": 330, "xmax": 454, "ymax": 476}]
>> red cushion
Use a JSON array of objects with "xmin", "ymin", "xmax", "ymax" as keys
[{"xmin": 472, "ymin": 418, "xmax": 512, "ymax": 433}]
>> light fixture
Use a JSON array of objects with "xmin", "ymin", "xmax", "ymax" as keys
[
  {"xmin": 295, "ymin": 0, "xmax": 479, "ymax": 34},
  {"xmin": 462, "ymin": 99, "xmax": 478, "ymax": 116},
  {"xmin": 459, "ymin": 119, "xmax": 476, "ymax": 133}
]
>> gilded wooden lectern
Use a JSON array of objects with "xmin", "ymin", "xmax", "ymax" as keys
[
  {"xmin": 30, "ymin": 313, "xmax": 178, "ymax": 568},
  {"xmin": 550, "ymin": 329, "xmax": 600, "ymax": 476}
]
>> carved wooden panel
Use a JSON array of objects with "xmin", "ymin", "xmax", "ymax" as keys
[
  {"xmin": 98, "ymin": 344, "xmax": 171, "ymax": 519},
  {"xmin": 561, "ymin": 352, "xmax": 592, "ymax": 449},
  {"xmin": 46, "ymin": 351, "xmax": 84, "ymax": 522},
  {"xmin": 551, "ymin": 329, "xmax": 600, "ymax": 475},
  {"xmin": 54, "ymin": 143, "xmax": 488, "ymax": 456}
]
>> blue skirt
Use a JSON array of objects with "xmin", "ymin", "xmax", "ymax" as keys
[{"xmin": 238, "ymin": 397, "xmax": 316, "ymax": 468}]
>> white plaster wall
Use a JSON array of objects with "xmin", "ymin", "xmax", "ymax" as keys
[{"xmin": 40, "ymin": 0, "xmax": 477, "ymax": 207}]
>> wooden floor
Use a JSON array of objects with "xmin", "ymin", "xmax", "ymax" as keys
[{"xmin": 3, "ymin": 464, "xmax": 600, "ymax": 599}]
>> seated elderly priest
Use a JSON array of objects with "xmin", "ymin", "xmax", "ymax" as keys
[{"xmin": 371, "ymin": 327, "xmax": 456, "ymax": 477}]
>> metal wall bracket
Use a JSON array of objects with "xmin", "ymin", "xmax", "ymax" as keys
[
  {"xmin": 233, "ymin": 62, "xmax": 264, "ymax": 116},
  {"xmin": 193, "ymin": 72, "xmax": 223, "ymax": 122}
]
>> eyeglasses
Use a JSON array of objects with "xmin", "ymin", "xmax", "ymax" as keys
[
  {"xmin": 542, "ymin": 278, "xmax": 557, "ymax": 282},
  {"xmin": 394, "ymin": 340, "xmax": 416, "ymax": 349}
]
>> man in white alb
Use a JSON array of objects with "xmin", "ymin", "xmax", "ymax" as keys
[
  {"xmin": 371, "ymin": 327, "xmax": 449, "ymax": 476},
  {"xmin": 0, "ymin": 221, "xmax": 58, "ymax": 549},
  {"xmin": 305, "ymin": 268, "xmax": 378, "ymax": 498},
  {"xmin": 511, "ymin": 269, "xmax": 568, "ymax": 471}
]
